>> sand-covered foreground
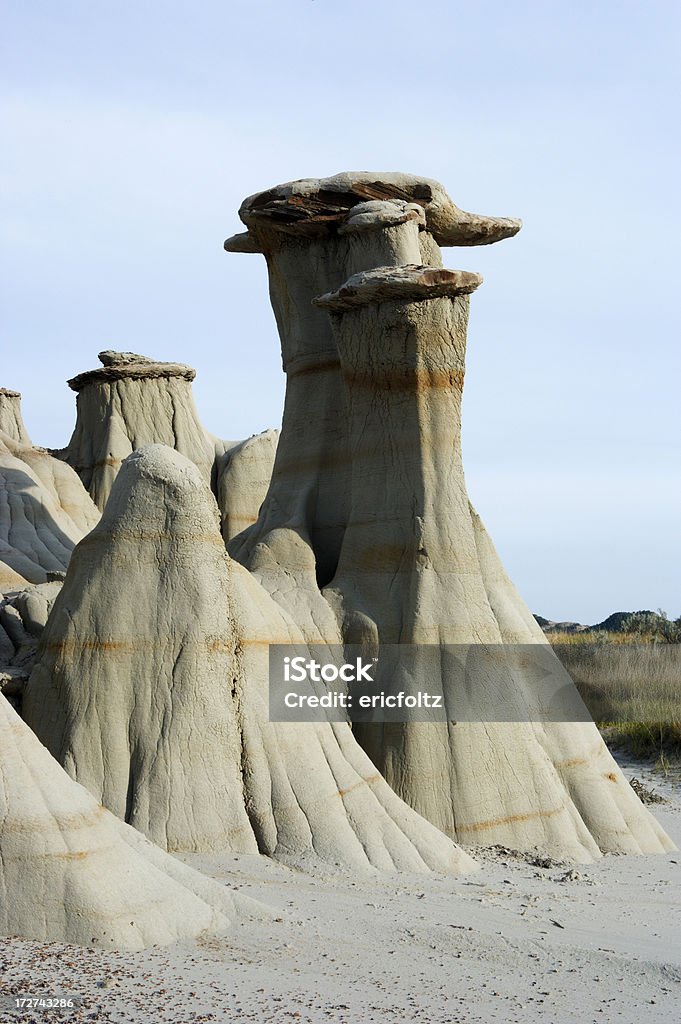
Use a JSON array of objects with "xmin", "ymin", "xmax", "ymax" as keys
[{"xmin": 1, "ymin": 756, "xmax": 679, "ymax": 1024}]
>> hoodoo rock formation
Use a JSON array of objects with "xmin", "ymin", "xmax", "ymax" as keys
[
  {"xmin": 316, "ymin": 260, "xmax": 672, "ymax": 860},
  {"xmin": 60, "ymin": 350, "xmax": 228, "ymax": 509},
  {"xmin": 25, "ymin": 445, "xmax": 475, "ymax": 875},
  {"xmin": 226, "ymin": 172, "xmax": 674, "ymax": 863},
  {"xmin": 58, "ymin": 349, "xmax": 276, "ymax": 545},
  {"xmin": 0, "ymin": 693, "xmax": 267, "ymax": 950},
  {"xmin": 3, "ymin": 170, "xmax": 672, "ymax": 960},
  {"xmin": 225, "ymin": 174, "xmax": 519, "ymax": 638}
]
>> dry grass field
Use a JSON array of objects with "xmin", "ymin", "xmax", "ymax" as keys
[{"xmin": 547, "ymin": 621, "xmax": 681, "ymax": 763}]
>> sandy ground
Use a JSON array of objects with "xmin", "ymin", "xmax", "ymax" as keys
[{"xmin": 1, "ymin": 756, "xmax": 679, "ymax": 1024}]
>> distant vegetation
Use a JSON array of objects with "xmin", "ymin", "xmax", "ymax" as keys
[{"xmin": 539, "ymin": 610, "xmax": 681, "ymax": 765}]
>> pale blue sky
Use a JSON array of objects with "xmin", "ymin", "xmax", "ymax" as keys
[{"xmin": 2, "ymin": 1, "xmax": 679, "ymax": 622}]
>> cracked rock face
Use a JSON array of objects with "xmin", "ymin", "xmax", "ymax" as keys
[
  {"xmin": 25, "ymin": 445, "xmax": 475, "ymax": 875},
  {"xmin": 0, "ymin": 692, "xmax": 268, "ymax": 950},
  {"xmin": 25, "ymin": 446, "xmax": 257, "ymax": 854}
]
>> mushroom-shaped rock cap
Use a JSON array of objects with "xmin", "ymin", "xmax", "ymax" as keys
[
  {"xmin": 229, "ymin": 171, "xmax": 521, "ymax": 248},
  {"xmin": 314, "ymin": 266, "xmax": 483, "ymax": 311},
  {"xmin": 98, "ymin": 349, "xmax": 156, "ymax": 366},
  {"xmin": 68, "ymin": 350, "xmax": 196, "ymax": 391}
]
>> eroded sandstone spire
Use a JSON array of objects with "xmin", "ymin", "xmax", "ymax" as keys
[
  {"xmin": 60, "ymin": 350, "xmax": 278, "ymax": 553},
  {"xmin": 62, "ymin": 351, "xmax": 222, "ymax": 509},
  {"xmin": 25, "ymin": 446, "xmax": 257, "ymax": 853},
  {"xmin": 224, "ymin": 172, "xmax": 516, "ymax": 637},
  {"xmin": 225, "ymin": 171, "xmax": 673, "ymax": 862},
  {"xmin": 217, "ymin": 428, "xmax": 279, "ymax": 543},
  {"xmin": 311, "ymin": 206, "xmax": 673, "ymax": 862}
]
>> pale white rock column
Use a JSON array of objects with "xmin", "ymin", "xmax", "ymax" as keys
[
  {"xmin": 317, "ymin": 265, "xmax": 674, "ymax": 862},
  {"xmin": 60, "ymin": 350, "xmax": 277, "ymax": 548},
  {"xmin": 224, "ymin": 226, "xmax": 353, "ymax": 625},
  {"xmin": 61, "ymin": 351, "xmax": 222, "ymax": 509},
  {"xmin": 0, "ymin": 388, "xmax": 31, "ymax": 445}
]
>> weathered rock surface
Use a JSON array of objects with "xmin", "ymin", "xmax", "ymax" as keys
[
  {"xmin": 58, "ymin": 351, "xmax": 277, "ymax": 556},
  {"xmin": 2, "ymin": 166, "xmax": 669, "ymax": 963},
  {"xmin": 0, "ymin": 388, "xmax": 31, "ymax": 445},
  {"xmin": 60, "ymin": 351, "xmax": 225, "ymax": 510},
  {"xmin": 225, "ymin": 174, "xmax": 493, "ymax": 637},
  {"xmin": 0, "ymin": 692, "xmax": 265, "ymax": 950},
  {"xmin": 216, "ymin": 429, "xmax": 279, "ymax": 543},
  {"xmin": 226, "ymin": 171, "xmax": 673, "ymax": 863},
  {"xmin": 23, "ymin": 446, "xmax": 257, "ymax": 854},
  {"xmin": 309, "ymin": 193, "xmax": 674, "ymax": 862},
  {"xmin": 232, "ymin": 171, "xmax": 521, "ymax": 246},
  {"xmin": 0, "ymin": 403, "xmax": 100, "ymax": 584},
  {"xmin": 0, "ymin": 581, "xmax": 63, "ymax": 710},
  {"xmin": 0, "ymin": 560, "xmax": 30, "ymax": 591},
  {"xmin": 25, "ymin": 445, "xmax": 475, "ymax": 875}
]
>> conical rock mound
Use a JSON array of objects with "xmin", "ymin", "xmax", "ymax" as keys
[
  {"xmin": 24, "ymin": 445, "xmax": 258, "ymax": 854},
  {"xmin": 0, "ymin": 693, "xmax": 266, "ymax": 950},
  {"xmin": 216, "ymin": 428, "xmax": 279, "ymax": 543},
  {"xmin": 25, "ymin": 445, "xmax": 475, "ymax": 875}
]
